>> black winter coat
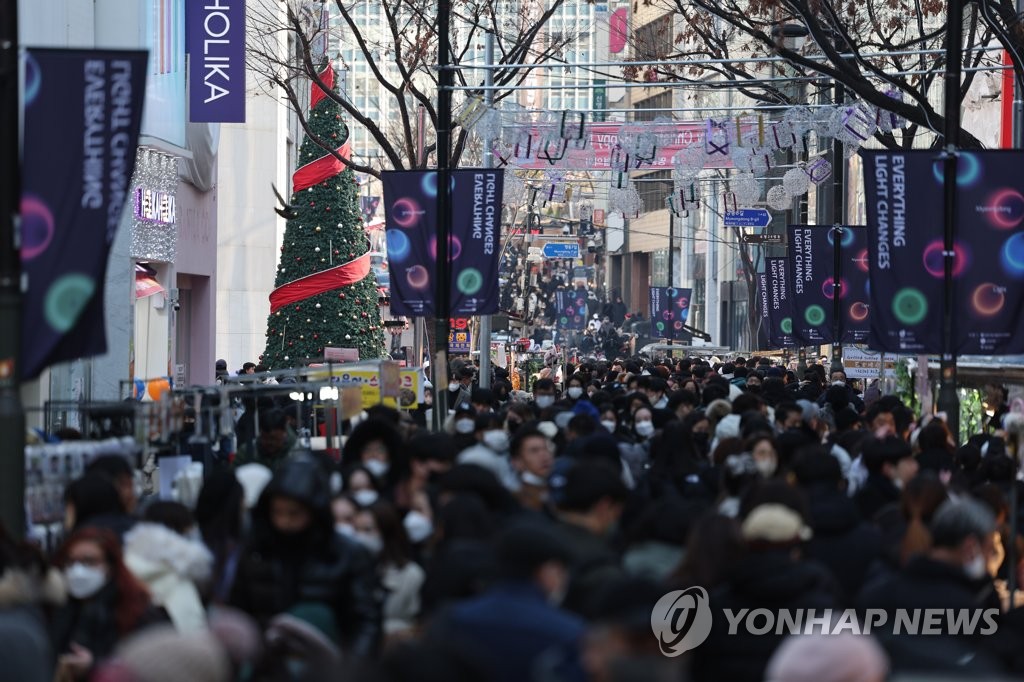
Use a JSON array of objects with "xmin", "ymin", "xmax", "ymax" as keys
[
  {"xmin": 230, "ymin": 457, "xmax": 381, "ymax": 657},
  {"xmin": 690, "ymin": 549, "xmax": 840, "ymax": 682},
  {"xmin": 856, "ymin": 555, "xmax": 1005, "ymax": 674},
  {"xmin": 803, "ymin": 485, "xmax": 883, "ymax": 604},
  {"xmin": 854, "ymin": 473, "xmax": 901, "ymax": 523}
]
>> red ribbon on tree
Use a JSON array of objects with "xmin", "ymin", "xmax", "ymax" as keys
[
  {"xmin": 311, "ymin": 62, "xmax": 335, "ymax": 109},
  {"xmin": 271, "ymin": 63, "xmax": 369, "ymax": 314},
  {"xmin": 293, "ymin": 64, "xmax": 350, "ymax": 192},
  {"xmin": 269, "ymin": 254, "xmax": 371, "ymax": 313}
]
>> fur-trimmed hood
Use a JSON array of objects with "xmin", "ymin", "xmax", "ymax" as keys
[
  {"xmin": 124, "ymin": 523, "xmax": 213, "ymax": 583},
  {"xmin": 0, "ymin": 566, "xmax": 65, "ymax": 609}
]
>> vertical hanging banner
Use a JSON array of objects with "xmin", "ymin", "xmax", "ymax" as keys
[
  {"xmin": 755, "ymin": 271, "xmax": 772, "ymax": 350},
  {"xmin": 187, "ymin": 0, "xmax": 246, "ymax": 122},
  {"xmin": 787, "ymin": 225, "xmax": 834, "ymax": 345},
  {"xmin": 20, "ymin": 49, "xmax": 149, "ymax": 379},
  {"xmin": 841, "ymin": 226, "xmax": 871, "ymax": 344},
  {"xmin": 946, "ymin": 151, "xmax": 1024, "ymax": 354},
  {"xmin": 648, "ymin": 286, "xmax": 692, "ymax": 340},
  {"xmin": 382, "ymin": 170, "xmax": 504, "ymax": 317},
  {"xmin": 766, "ymin": 257, "xmax": 796, "ymax": 348},
  {"xmin": 861, "ymin": 151, "xmax": 943, "ymax": 353},
  {"xmin": 555, "ymin": 289, "xmax": 587, "ymax": 330}
]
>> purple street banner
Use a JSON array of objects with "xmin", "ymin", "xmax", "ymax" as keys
[
  {"xmin": 20, "ymin": 49, "xmax": 148, "ymax": 379},
  {"xmin": 187, "ymin": 0, "xmax": 246, "ymax": 122},
  {"xmin": 787, "ymin": 225, "xmax": 834, "ymax": 345},
  {"xmin": 382, "ymin": 170, "xmax": 504, "ymax": 317},
  {"xmin": 862, "ymin": 150, "xmax": 1024, "ymax": 354},
  {"xmin": 755, "ymin": 271, "xmax": 771, "ymax": 350},
  {"xmin": 766, "ymin": 257, "xmax": 796, "ymax": 348},
  {"xmin": 555, "ymin": 289, "xmax": 587, "ymax": 330},
  {"xmin": 841, "ymin": 226, "xmax": 871, "ymax": 344},
  {"xmin": 785, "ymin": 225, "xmax": 870, "ymax": 345},
  {"xmin": 648, "ymin": 286, "xmax": 692, "ymax": 340}
]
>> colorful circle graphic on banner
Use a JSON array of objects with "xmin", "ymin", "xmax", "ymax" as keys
[
  {"xmin": 892, "ymin": 288, "xmax": 928, "ymax": 325},
  {"xmin": 147, "ymin": 378, "xmax": 171, "ymax": 401},
  {"xmin": 391, "ymin": 198, "xmax": 421, "ymax": 228},
  {"xmin": 430, "ymin": 235, "xmax": 462, "ymax": 261},
  {"xmin": 780, "ymin": 318, "xmax": 793, "ymax": 334},
  {"xmin": 931, "ymin": 152, "xmax": 981, "ymax": 187},
  {"xmin": 853, "ymin": 248, "xmax": 870, "ymax": 273},
  {"xmin": 422, "ymin": 173, "xmax": 438, "ymax": 197},
  {"xmin": 406, "ymin": 265, "xmax": 430, "ymax": 289},
  {"xmin": 20, "ymin": 195, "xmax": 54, "ymax": 261},
  {"xmin": 804, "ymin": 305, "xmax": 826, "ymax": 326},
  {"xmin": 457, "ymin": 268, "xmax": 483, "ymax": 295},
  {"xmin": 673, "ymin": 320, "xmax": 684, "ymax": 331},
  {"xmin": 24, "ymin": 52, "xmax": 42, "ymax": 105},
  {"xmin": 1001, "ymin": 232, "xmax": 1024, "ymax": 277},
  {"xmin": 849, "ymin": 301, "xmax": 870, "ymax": 322},
  {"xmin": 985, "ymin": 189, "xmax": 1024, "ymax": 230},
  {"xmin": 827, "ymin": 228, "xmax": 854, "ymax": 248},
  {"xmin": 420, "ymin": 173, "xmax": 455, "ymax": 197},
  {"xmin": 676, "ymin": 296, "xmax": 689, "ymax": 310},
  {"xmin": 44, "ymin": 274, "xmax": 95, "ymax": 333},
  {"xmin": 385, "ymin": 230, "xmax": 411, "ymax": 261},
  {"xmin": 822, "ymin": 277, "xmax": 847, "ymax": 300},
  {"xmin": 560, "ymin": 316, "xmax": 570, "ymax": 326},
  {"xmin": 923, "ymin": 240, "xmax": 969, "ymax": 278},
  {"xmin": 972, "ymin": 283, "xmax": 1005, "ymax": 317},
  {"xmin": 655, "ymin": 321, "xmax": 666, "ymax": 332},
  {"xmin": 662, "ymin": 309, "xmax": 674, "ymax": 320}
]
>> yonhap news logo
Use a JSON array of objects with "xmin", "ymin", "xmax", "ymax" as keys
[
  {"xmin": 651, "ymin": 587, "xmax": 1001, "ymax": 657},
  {"xmin": 650, "ymin": 587, "xmax": 713, "ymax": 657}
]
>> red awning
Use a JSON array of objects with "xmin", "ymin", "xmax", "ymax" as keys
[{"xmin": 135, "ymin": 274, "xmax": 164, "ymax": 299}]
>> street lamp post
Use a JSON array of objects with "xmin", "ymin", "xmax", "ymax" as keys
[
  {"xmin": 938, "ymin": 0, "xmax": 964, "ymax": 439},
  {"xmin": 0, "ymin": 0, "xmax": 26, "ymax": 536},
  {"xmin": 432, "ymin": 0, "xmax": 453, "ymax": 430}
]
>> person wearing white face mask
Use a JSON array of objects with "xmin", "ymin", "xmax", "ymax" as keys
[
  {"xmin": 564, "ymin": 377, "xmax": 586, "ymax": 404},
  {"xmin": 530, "ymin": 378, "xmax": 559, "ymax": 416},
  {"xmin": 457, "ymin": 413, "xmax": 520, "ymax": 490},
  {"xmin": 344, "ymin": 467, "xmax": 383, "ymax": 508},
  {"xmin": 618, "ymin": 406, "xmax": 655, "ymax": 482},
  {"xmin": 510, "ymin": 427, "xmax": 555, "ymax": 511},
  {"xmin": 53, "ymin": 528, "xmax": 159, "ymax": 680},
  {"xmin": 353, "ymin": 502, "xmax": 426, "ymax": 644},
  {"xmin": 341, "ymin": 418, "xmax": 404, "ymax": 495}
]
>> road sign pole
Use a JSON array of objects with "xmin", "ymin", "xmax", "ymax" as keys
[{"xmin": 478, "ymin": 32, "xmax": 494, "ymax": 388}]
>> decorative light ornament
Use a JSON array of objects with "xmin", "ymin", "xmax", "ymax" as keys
[
  {"xmin": 766, "ymin": 185, "xmax": 792, "ymax": 211},
  {"xmin": 782, "ymin": 166, "xmax": 810, "ymax": 196}
]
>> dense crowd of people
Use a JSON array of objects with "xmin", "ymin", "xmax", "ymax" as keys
[{"xmin": 4, "ymin": 353, "xmax": 1024, "ymax": 681}]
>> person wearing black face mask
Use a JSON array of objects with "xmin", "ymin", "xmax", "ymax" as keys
[{"xmin": 683, "ymin": 412, "xmax": 712, "ymax": 460}]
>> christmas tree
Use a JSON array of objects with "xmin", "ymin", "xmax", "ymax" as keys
[{"xmin": 261, "ymin": 65, "xmax": 385, "ymax": 368}]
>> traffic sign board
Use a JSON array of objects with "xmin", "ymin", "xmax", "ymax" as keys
[
  {"xmin": 724, "ymin": 208, "xmax": 771, "ymax": 228},
  {"xmin": 541, "ymin": 241, "xmax": 581, "ymax": 259},
  {"xmin": 742, "ymin": 233, "xmax": 786, "ymax": 245}
]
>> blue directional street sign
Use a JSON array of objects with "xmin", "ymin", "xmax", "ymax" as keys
[
  {"xmin": 723, "ymin": 208, "xmax": 772, "ymax": 228},
  {"xmin": 541, "ymin": 241, "xmax": 581, "ymax": 259}
]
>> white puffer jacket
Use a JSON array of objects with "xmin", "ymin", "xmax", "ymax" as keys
[{"xmin": 124, "ymin": 522, "xmax": 213, "ymax": 633}]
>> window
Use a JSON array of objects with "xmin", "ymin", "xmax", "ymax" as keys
[
  {"xmin": 635, "ymin": 15, "xmax": 673, "ymax": 61},
  {"xmin": 633, "ymin": 91, "xmax": 672, "ymax": 121}
]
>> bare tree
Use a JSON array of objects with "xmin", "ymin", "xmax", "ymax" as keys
[
  {"xmin": 247, "ymin": 0, "xmax": 580, "ymax": 178},
  {"xmin": 622, "ymin": 0, "xmax": 1010, "ymax": 150}
]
